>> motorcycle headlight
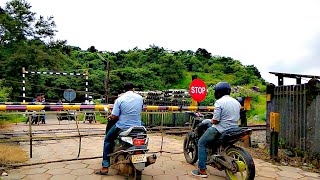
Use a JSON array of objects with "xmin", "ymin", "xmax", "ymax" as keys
[{"xmin": 121, "ymin": 137, "xmax": 133, "ymax": 145}]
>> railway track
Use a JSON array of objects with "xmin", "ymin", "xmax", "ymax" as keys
[{"xmin": 0, "ymin": 124, "xmax": 266, "ymax": 141}]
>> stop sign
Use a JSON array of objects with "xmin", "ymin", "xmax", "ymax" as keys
[{"xmin": 189, "ymin": 78, "xmax": 207, "ymax": 102}]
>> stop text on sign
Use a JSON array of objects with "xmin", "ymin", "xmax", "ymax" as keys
[
  {"xmin": 189, "ymin": 78, "xmax": 207, "ymax": 102},
  {"xmin": 190, "ymin": 87, "xmax": 206, "ymax": 94}
]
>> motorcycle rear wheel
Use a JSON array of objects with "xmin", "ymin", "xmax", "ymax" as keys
[
  {"xmin": 225, "ymin": 146, "xmax": 255, "ymax": 180},
  {"xmin": 129, "ymin": 168, "xmax": 142, "ymax": 180},
  {"xmin": 183, "ymin": 134, "xmax": 198, "ymax": 164}
]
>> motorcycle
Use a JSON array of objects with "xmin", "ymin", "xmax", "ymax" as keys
[
  {"xmin": 183, "ymin": 111, "xmax": 255, "ymax": 180},
  {"xmin": 105, "ymin": 109, "xmax": 157, "ymax": 180},
  {"xmin": 57, "ymin": 110, "xmax": 76, "ymax": 121},
  {"xmin": 84, "ymin": 110, "xmax": 96, "ymax": 123}
]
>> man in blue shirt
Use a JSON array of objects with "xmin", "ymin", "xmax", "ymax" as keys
[{"xmin": 95, "ymin": 82, "xmax": 143, "ymax": 175}]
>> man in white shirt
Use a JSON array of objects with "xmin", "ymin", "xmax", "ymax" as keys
[{"xmin": 192, "ymin": 82, "xmax": 241, "ymax": 178}]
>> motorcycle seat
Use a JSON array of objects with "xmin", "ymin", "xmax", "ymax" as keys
[
  {"xmin": 218, "ymin": 127, "xmax": 252, "ymax": 143},
  {"xmin": 119, "ymin": 126, "xmax": 147, "ymax": 137}
]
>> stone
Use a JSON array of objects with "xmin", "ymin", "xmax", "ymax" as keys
[
  {"xmin": 207, "ymin": 175, "xmax": 227, "ymax": 180},
  {"xmin": 278, "ymin": 166, "xmax": 302, "ymax": 172},
  {"xmin": 46, "ymin": 168, "xmax": 71, "ymax": 175},
  {"xmin": 177, "ymin": 175, "xmax": 201, "ymax": 180},
  {"xmin": 2, "ymin": 172, "xmax": 25, "ymax": 179},
  {"xmin": 277, "ymin": 177, "xmax": 300, "ymax": 180},
  {"xmin": 75, "ymin": 174, "xmax": 102, "ymax": 180},
  {"xmin": 43, "ymin": 162, "xmax": 66, "ymax": 169},
  {"xmin": 101, "ymin": 175, "xmax": 127, "ymax": 180},
  {"xmin": 299, "ymin": 177, "xmax": 320, "ymax": 180},
  {"xmin": 21, "ymin": 167, "xmax": 48, "ymax": 175},
  {"xmin": 254, "ymin": 177, "xmax": 273, "ymax": 180},
  {"xmin": 65, "ymin": 163, "xmax": 88, "ymax": 170},
  {"xmin": 259, "ymin": 166, "xmax": 279, "ymax": 172},
  {"xmin": 165, "ymin": 169, "xmax": 188, "ymax": 176},
  {"xmin": 257, "ymin": 170, "xmax": 279, "ymax": 178},
  {"xmin": 69, "ymin": 168, "xmax": 93, "ymax": 176},
  {"xmin": 141, "ymin": 175, "xmax": 153, "ymax": 180},
  {"xmin": 142, "ymin": 169, "xmax": 164, "ymax": 176},
  {"xmin": 50, "ymin": 174, "xmax": 77, "ymax": 180},
  {"xmin": 301, "ymin": 171, "xmax": 320, "ymax": 178},
  {"xmin": 82, "ymin": 159, "xmax": 102, "ymax": 165},
  {"xmin": 277, "ymin": 171, "xmax": 303, "ymax": 179},
  {"xmin": 23, "ymin": 173, "xmax": 52, "ymax": 180},
  {"xmin": 87, "ymin": 164, "xmax": 102, "ymax": 170},
  {"xmin": 153, "ymin": 174, "xmax": 178, "ymax": 180}
]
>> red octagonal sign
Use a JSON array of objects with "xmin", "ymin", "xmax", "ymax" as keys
[{"xmin": 189, "ymin": 78, "xmax": 207, "ymax": 102}]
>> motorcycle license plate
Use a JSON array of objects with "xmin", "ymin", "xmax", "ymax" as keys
[{"xmin": 132, "ymin": 154, "xmax": 147, "ymax": 163}]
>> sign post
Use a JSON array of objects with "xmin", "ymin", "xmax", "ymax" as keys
[
  {"xmin": 63, "ymin": 89, "xmax": 76, "ymax": 102},
  {"xmin": 189, "ymin": 78, "xmax": 207, "ymax": 104}
]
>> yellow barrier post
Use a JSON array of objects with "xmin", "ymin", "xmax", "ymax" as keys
[{"xmin": 270, "ymin": 112, "xmax": 280, "ymax": 160}]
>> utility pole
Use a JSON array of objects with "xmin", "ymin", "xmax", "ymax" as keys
[{"xmin": 97, "ymin": 53, "xmax": 110, "ymax": 104}]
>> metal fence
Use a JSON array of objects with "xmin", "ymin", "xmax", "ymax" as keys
[{"xmin": 267, "ymin": 79, "xmax": 320, "ymax": 154}]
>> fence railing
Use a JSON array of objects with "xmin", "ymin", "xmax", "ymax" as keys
[{"xmin": 267, "ymin": 79, "xmax": 320, "ymax": 154}]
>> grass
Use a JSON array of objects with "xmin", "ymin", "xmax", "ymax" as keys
[
  {"xmin": 0, "ymin": 114, "xmax": 28, "ymax": 129},
  {"xmin": 0, "ymin": 144, "xmax": 28, "ymax": 165},
  {"xmin": 78, "ymin": 113, "xmax": 107, "ymax": 124}
]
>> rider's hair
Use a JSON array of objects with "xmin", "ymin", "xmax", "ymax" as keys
[{"xmin": 124, "ymin": 82, "xmax": 134, "ymax": 92}]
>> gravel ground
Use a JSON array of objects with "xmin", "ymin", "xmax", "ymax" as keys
[{"xmin": 250, "ymin": 130, "xmax": 266, "ymax": 144}]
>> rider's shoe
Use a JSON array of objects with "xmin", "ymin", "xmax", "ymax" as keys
[{"xmin": 191, "ymin": 169, "xmax": 208, "ymax": 178}]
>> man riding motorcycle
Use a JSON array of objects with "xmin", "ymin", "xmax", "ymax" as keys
[
  {"xmin": 95, "ymin": 82, "xmax": 144, "ymax": 175},
  {"xmin": 191, "ymin": 82, "xmax": 241, "ymax": 178}
]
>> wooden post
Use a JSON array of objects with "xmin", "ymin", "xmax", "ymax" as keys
[
  {"xmin": 191, "ymin": 75, "xmax": 198, "ymax": 107},
  {"xmin": 266, "ymin": 83, "xmax": 275, "ymax": 144},
  {"xmin": 172, "ymin": 112, "xmax": 177, "ymax": 127},
  {"xmin": 29, "ymin": 114, "xmax": 32, "ymax": 158},
  {"xmin": 296, "ymin": 77, "xmax": 301, "ymax": 85},
  {"xmin": 278, "ymin": 75, "xmax": 284, "ymax": 86}
]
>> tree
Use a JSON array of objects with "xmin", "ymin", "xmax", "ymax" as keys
[
  {"xmin": 245, "ymin": 65, "xmax": 262, "ymax": 79},
  {"xmin": 1, "ymin": 0, "xmax": 56, "ymax": 44},
  {"xmin": 0, "ymin": 0, "xmax": 63, "ymax": 101}
]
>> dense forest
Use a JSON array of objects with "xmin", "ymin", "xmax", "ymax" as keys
[{"xmin": 0, "ymin": 0, "xmax": 267, "ymax": 108}]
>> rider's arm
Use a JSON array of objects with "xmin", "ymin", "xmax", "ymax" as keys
[
  {"xmin": 109, "ymin": 98, "xmax": 121, "ymax": 121},
  {"xmin": 212, "ymin": 101, "xmax": 221, "ymax": 124},
  {"xmin": 109, "ymin": 114, "xmax": 119, "ymax": 121}
]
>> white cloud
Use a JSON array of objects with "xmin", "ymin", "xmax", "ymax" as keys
[{"xmin": 2, "ymin": 0, "xmax": 320, "ymax": 85}]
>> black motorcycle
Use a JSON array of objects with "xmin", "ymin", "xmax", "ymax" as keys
[
  {"xmin": 84, "ymin": 110, "xmax": 96, "ymax": 123},
  {"xmin": 183, "ymin": 111, "xmax": 255, "ymax": 180},
  {"xmin": 106, "ymin": 119, "xmax": 157, "ymax": 180}
]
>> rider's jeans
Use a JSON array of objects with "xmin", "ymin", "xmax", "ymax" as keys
[
  {"xmin": 102, "ymin": 124, "xmax": 121, "ymax": 167},
  {"xmin": 198, "ymin": 126, "xmax": 221, "ymax": 170}
]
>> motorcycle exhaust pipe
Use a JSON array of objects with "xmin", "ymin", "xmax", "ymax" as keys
[{"xmin": 145, "ymin": 154, "xmax": 157, "ymax": 167}]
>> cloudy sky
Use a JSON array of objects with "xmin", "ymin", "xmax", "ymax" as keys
[{"xmin": 2, "ymin": 0, "xmax": 320, "ymax": 85}]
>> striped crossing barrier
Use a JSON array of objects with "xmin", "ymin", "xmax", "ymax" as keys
[{"xmin": 0, "ymin": 105, "xmax": 215, "ymax": 111}]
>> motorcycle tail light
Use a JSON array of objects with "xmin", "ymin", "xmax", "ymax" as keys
[{"xmin": 133, "ymin": 138, "xmax": 145, "ymax": 146}]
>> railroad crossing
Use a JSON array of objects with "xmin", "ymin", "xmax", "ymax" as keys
[{"xmin": 1, "ymin": 115, "xmax": 319, "ymax": 180}]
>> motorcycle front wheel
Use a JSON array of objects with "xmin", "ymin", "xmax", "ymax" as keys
[
  {"xmin": 225, "ymin": 146, "xmax": 255, "ymax": 180},
  {"xmin": 183, "ymin": 133, "xmax": 198, "ymax": 164}
]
